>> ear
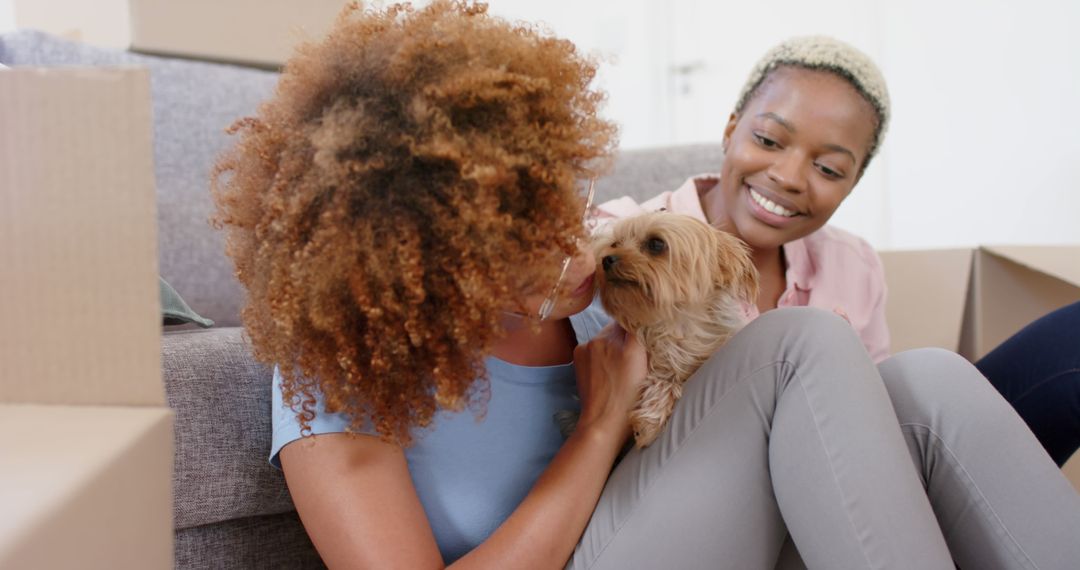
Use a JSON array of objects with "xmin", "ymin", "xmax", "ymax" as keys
[
  {"xmin": 714, "ymin": 230, "xmax": 758, "ymax": 305},
  {"xmin": 721, "ymin": 112, "xmax": 739, "ymax": 153}
]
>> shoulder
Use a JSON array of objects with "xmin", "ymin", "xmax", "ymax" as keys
[{"xmin": 270, "ymin": 366, "xmax": 370, "ymax": 469}]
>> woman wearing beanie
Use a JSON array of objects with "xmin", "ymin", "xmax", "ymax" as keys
[
  {"xmin": 238, "ymin": 8, "xmax": 1080, "ymax": 568},
  {"xmin": 594, "ymin": 36, "xmax": 1080, "ymax": 569}
]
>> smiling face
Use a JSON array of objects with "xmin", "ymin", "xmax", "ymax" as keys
[{"xmin": 708, "ymin": 66, "xmax": 879, "ymax": 252}]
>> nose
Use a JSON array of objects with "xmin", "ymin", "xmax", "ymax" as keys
[
  {"xmin": 602, "ymin": 255, "xmax": 618, "ymax": 271},
  {"xmin": 767, "ymin": 150, "xmax": 809, "ymax": 194}
]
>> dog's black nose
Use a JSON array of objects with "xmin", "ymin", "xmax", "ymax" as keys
[{"xmin": 602, "ymin": 255, "xmax": 618, "ymax": 271}]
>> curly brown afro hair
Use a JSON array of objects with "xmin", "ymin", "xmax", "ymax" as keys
[{"xmin": 212, "ymin": 1, "xmax": 616, "ymax": 446}]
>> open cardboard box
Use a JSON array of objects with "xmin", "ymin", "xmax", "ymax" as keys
[
  {"xmin": 128, "ymin": 0, "xmax": 346, "ymax": 67},
  {"xmin": 0, "ymin": 67, "xmax": 173, "ymax": 568},
  {"xmin": 880, "ymin": 247, "xmax": 1080, "ymax": 490},
  {"xmin": 11, "ymin": 0, "xmax": 345, "ymax": 67}
]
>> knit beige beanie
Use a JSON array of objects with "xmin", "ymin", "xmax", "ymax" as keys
[{"xmin": 735, "ymin": 36, "xmax": 890, "ymax": 163}]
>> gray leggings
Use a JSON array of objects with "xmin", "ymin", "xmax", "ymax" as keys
[{"xmin": 567, "ymin": 307, "xmax": 1080, "ymax": 570}]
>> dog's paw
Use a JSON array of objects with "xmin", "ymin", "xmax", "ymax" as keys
[{"xmin": 630, "ymin": 411, "xmax": 664, "ymax": 448}]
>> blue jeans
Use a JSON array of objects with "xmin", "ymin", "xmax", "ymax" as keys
[{"xmin": 976, "ymin": 301, "xmax": 1080, "ymax": 466}]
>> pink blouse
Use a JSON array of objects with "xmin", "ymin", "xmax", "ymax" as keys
[{"xmin": 596, "ymin": 174, "xmax": 890, "ymax": 363}]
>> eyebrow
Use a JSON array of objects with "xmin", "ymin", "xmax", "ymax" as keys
[
  {"xmin": 757, "ymin": 112, "xmax": 795, "ymax": 133},
  {"xmin": 823, "ymin": 143, "xmax": 857, "ymax": 164},
  {"xmin": 756, "ymin": 112, "xmax": 858, "ymax": 164}
]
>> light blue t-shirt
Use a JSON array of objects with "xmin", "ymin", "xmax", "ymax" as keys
[{"xmin": 270, "ymin": 299, "xmax": 611, "ymax": 563}]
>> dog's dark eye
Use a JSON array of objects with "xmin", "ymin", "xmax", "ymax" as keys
[{"xmin": 645, "ymin": 236, "xmax": 666, "ymax": 255}]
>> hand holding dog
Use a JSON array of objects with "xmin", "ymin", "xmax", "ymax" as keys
[{"xmin": 572, "ymin": 323, "xmax": 649, "ymax": 444}]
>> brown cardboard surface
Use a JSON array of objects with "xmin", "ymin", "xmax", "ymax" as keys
[
  {"xmin": 1064, "ymin": 451, "xmax": 1080, "ymax": 494},
  {"xmin": 963, "ymin": 247, "xmax": 1080, "ymax": 361},
  {"xmin": 984, "ymin": 245, "xmax": 1080, "ymax": 286},
  {"xmin": 0, "ymin": 403, "xmax": 173, "ymax": 569},
  {"xmin": 13, "ymin": 0, "xmax": 132, "ymax": 49},
  {"xmin": 129, "ymin": 0, "xmax": 347, "ymax": 67},
  {"xmin": 881, "ymin": 246, "xmax": 1080, "ymax": 361},
  {"xmin": 0, "ymin": 67, "xmax": 163, "ymax": 406},
  {"xmin": 878, "ymin": 248, "xmax": 972, "ymax": 355}
]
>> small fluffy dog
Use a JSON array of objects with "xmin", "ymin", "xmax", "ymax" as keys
[{"xmin": 595, "ymin": 212, "xmax": 758, "ymax": 448}]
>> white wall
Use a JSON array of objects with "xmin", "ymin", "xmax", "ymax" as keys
[
  {"xmin": 881, "ymin": 0, "xmax": 1080, "ymax": 249},
  {"xmin": 0, "ymin": 0, "xmax": 15, "ymax": 34},
  {"xmin": 489, "ymin": 0, "xmax": 1080, "ymax": 251},
  {"xmin": 6, "ymin": 0, "xmax": 1078, "ymax": 250}
]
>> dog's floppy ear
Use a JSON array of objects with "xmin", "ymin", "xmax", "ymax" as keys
[{"xmin": 713, "ymin": 230, "xmax": 759, "ymax": 305}]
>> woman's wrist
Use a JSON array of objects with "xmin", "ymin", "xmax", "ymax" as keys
[{"xmin": 573, "ymin": 415, "xmax": 631, "ymax": 450}]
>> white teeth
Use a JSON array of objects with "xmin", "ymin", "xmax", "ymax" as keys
[{"xmin": 750, "ymin": 188, "xmax": 797, "ymax": 217}]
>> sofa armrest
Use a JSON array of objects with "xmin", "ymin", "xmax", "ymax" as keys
[{"xmin": 163, "ymin": 327, "xmax": 296, "ymax": 529}]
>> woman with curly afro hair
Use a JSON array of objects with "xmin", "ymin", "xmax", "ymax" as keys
[
  {"xmin": 215, "ymin": 2, "xmax": 640, "ymax": 566},
  {"xmin": 214, "ymin": 3, "xmax": 1080, "ymax": 570}
]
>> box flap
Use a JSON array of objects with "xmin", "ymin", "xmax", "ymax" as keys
[
  {"xmin": 965, "ymin": 247, "xmax": 1080, "ymax": 360},
  {"xmin": 983, "ymin": 245, "xmax": 1080, "ymax": 287},
  {"xmin": 878, "ymin": 249, "xmax": 972, "ymax": 355},
  {"xmin": 130, "ymin": 0, "xmax": 345, "ymax": 67},
  {"xmin": 0, "ymin": 403, "xmax": 173, "ymax": 568},
  {"xmin": 0, "ymin": 67, "xmax": 163, "ymax": 406}
]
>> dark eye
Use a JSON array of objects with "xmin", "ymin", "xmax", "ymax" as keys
[
  {"xmin": 645, "ymin": 236, "xmax": 666, "ymax": 255},
  {"xmin": 816, "ymin": 163, "xmax": 844, "ymax": 179},
  {"xmin": 753, "ymin": 132, "xmax": 779, "ymax": 149}
]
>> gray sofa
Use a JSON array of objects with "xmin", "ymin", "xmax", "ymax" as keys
[{"xmin": 0, "ymin": 31, "xmax": 722, "ymax": 569}]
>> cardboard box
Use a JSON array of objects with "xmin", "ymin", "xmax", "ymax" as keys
[
  {"xmin": 879, "ymin": 246, "xmax": 1080, "ymax": 361},
  {"xmin": 13, "ymin": 0, "xmax": 345, "ymax": 67},
  {"xmin": 129, "ymin": 0, "xmax": 348, "ymax": 67},
  {"xmin": 12, "ymin": 0, "xmax": 132, "ymax": 49},
  {"xmin": 0, "ymin": 404, "xmax": 173, "ymax": 569},
  {"xmin": 0, "ymin": 67, "xmax": 173, "ymax": 568},
  {"xmin": 879, "ymin": 246, "xmax": 1080, "ymax": 491}
]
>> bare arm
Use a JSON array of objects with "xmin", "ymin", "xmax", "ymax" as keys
[{"xmin": 281, "ymin": 324, "xmax": 647, "ymax": 569}]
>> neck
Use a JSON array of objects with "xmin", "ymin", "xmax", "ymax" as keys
[
  {"xmin": 492, "ymin": 315, "xmax": 577, "ymax": 366},
  {"xmin": 752, "ymin": 245, "xmax": 787, "ymax": 313},
  {"xmin": 751, "ymin": 245, "xmax": 783, "ymax": 273}
]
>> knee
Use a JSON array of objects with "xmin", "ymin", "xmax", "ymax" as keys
[
  {"xmin": 749, "ymin": 306, "xmax": 856, "ymax": 341},
  {"xmin": 739, "ymin": 307, "xmax": 865, "ymax": 357},
  {"xmin": 879, "ymin": 347, "xmax": 1008, "ymax": 425}
]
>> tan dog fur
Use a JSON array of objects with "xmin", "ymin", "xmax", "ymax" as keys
[{"xmin": 595, "ymin": 212, "xmax": 758, "ymax": 447}]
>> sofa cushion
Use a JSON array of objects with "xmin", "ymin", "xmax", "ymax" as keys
[
  {"xmin": 594, "ymin": 143, "xmax": 723, "ymax": 205},
  {"xmin": 163, "ymin": 327, "xmax": 295, "ymax": 529},
  {"xmin": 0, "ymin": 30, "xmax": 279, "ymax": 327},
  {"xmin": 175, "ymin": 511, "xmax": 325, "ymax": 570}
]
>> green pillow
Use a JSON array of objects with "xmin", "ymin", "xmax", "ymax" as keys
[{"xmin": 160, "ymin": 276, "xmax": 214, "ymax": 328}]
